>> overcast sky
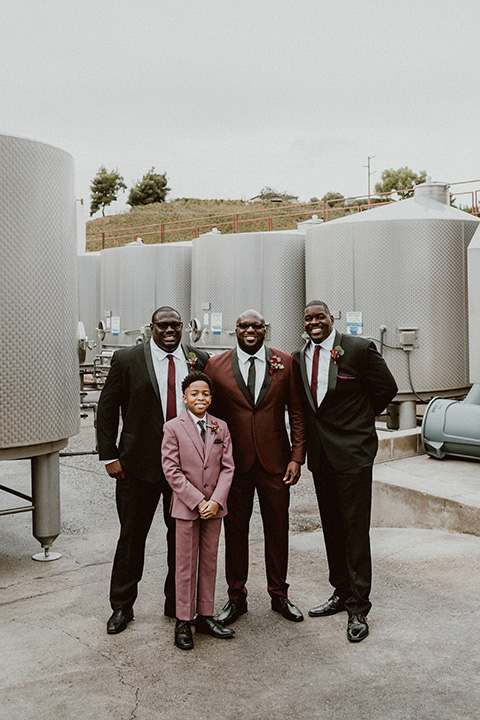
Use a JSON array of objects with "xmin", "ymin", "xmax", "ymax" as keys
[{"xmin": 1, "ymin": 1, "xmax": 479, "ymax": 216}]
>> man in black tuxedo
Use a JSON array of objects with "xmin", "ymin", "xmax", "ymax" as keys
[
  {"xmin": 293, "ymin": 301, "xmax": 397, "ymax": 642},
  {"xmin": 97, "ymin": 306, "xmax": 209, "ymax": 634}
]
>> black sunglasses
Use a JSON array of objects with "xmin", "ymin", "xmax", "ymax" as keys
[
  {"xmin": 236, "ymin": 322, "xmax": 265, "ymax": 331},
  {"xmin": 152, "ymin": 321, "xmax": 183, "ymax": 331}
]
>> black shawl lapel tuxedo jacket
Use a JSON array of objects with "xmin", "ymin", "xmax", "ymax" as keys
[
  {"xmin": 97, "ymin": 341, "xmax": 210, "ymax": 484},
  {"xmin": 293, "ymin": 330, "xmax": 397, "ymax": 473}
]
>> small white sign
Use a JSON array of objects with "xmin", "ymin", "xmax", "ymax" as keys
[
  {"xmin": 346, "ymin": 311, "xmax": 363, "ymax": 336},
  {"xmin": 203, "ymin": 313, "xmax": 210, "ymax": 327},
  {"xmin": 211, "ymin": 312, "xmax": 223, "ymax": 336},
  {"xmin": 111, "ymin": 316, "xmax": 121, "ymax": 336}
]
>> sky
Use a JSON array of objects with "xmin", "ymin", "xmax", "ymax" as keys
[{"xmin": 1, "ymin": 0, "xmax": 479, "ymax": 217}]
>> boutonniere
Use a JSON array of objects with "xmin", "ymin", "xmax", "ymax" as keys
[
  {"xmin": 187, "ymin": 352, "xmax": 198, "ymax": 370},
  {"xmin": 268, "ymin": 355, "xmax": 284, "ymax": 375},
  {"xmin": 330, "ymin": 346, "xmax": 345, "ymax": 364},
  {"xmin": 206, "ymin": 420, "xmax": 222, "ymax": 435}
]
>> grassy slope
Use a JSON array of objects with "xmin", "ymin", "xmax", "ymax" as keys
[{"xmin": 85, "ymin": 198, "xmax": 321, "ymax": 251}]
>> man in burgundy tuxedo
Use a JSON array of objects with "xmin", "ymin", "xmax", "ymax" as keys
[
  {"xmin": 97, "ymin": 306, "xmax": 209, "ymax": 634},
  {"xmin": 204, "ymin": 309, "xmax": 307, "ymax": 625},
  {"xmin": 293, "ymin": 301, "xmax": 397, "ymax": 643}
]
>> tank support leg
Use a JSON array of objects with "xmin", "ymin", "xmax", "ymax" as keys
[
  {"xmin": 31, "ymin": 452, "xmax": 62, "ymax": 561},
  {"xmin": 399, "ymin": 401, "xmax": 417, "ymax": 430}
]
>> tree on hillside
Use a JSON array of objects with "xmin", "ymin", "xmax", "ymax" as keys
[
  {"xmin": 127, "ymin": 167, "xmax": 170, "ymax": 207},
  {"xmin": 321, "ymin": 191, "xmax": 345, "ymax": 206},
  {"xmin": 374, "ymin": 167, "xmax": 427, "ymax": 199},
  {"xmin": 90, "ymin": 166, "xmax": 126, "ymax": 216},
  {"xmin": 253, "ymin": 186, "xmax": 298, "ymax": 202}
]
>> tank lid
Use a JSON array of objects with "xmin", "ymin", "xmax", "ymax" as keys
[{"xmin": 414, "ymin": 178, "xmax": 450, "ymax": 205}]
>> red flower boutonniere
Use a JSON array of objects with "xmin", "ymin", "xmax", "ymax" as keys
[
  {"xmin": 269, "ymin": 355, "xmax": 284, "ymax": 375},
  {"xmin": 206, "ymin": 420, "xmax": 222, "ymax": 435},
  {"xmin": 187, "ymin": 352, "xmax": 198, "ymax": 370},
  {"xmin": 330, "ymin": 345, "xmax": 345, "ymax": 364}
]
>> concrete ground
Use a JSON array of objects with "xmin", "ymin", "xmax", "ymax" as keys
[{"xmin": 1, "ymin": 412, "xmax": 480, "ymax": 720}]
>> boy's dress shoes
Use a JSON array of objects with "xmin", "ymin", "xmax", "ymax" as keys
[
  {"xmin": 271, "ymin": 596, "xmax": 304, "ymax": 622},
  {"xmin": 107, "ymin": 608, "xmax": 134, "ymax": 634},
  {"xmin": 175, "ymin": 620, "xmax": 194, "ymax": 650},
  {"xmin": 347, "ymin": 613, "xmax": 369, "ymax": 642},
  {"xmin": 308, "ymin": 594, "xmax": 346, "ymax": 617},
  {"xmin": 195, "ymin": 615, "xmax": 235, "ymax": 638},
  {"xmin": 216, "ymin": 599, "xmax": 248, "ymax": 625}
]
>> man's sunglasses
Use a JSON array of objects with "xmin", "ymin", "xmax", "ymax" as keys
[
  {"xmin": 152, "ymin": 321, "xmax": 183, "ymax": 331},
  {"xmin": 236, "ymin": 322, "xmax": 265, "ymax": 331}
]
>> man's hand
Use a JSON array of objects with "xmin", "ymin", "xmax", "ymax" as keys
[
  {"xmin": 198, "ymin": 499, "xmax": 219, "ymax": 520},
  {"xmin": 105, "ymin": 460, "xmax": 125, "ymax": 480},
  {"xmin": 283, "ymin": 461, "xmax": 301, "ymax": 486}
]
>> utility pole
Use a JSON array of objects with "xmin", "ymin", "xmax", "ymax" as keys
[{"xmin": 363, "ymin": 155, "xmax": 376, "ymax": 205}]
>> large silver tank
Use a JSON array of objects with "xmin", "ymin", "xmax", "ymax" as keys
[
  {"xmin": 190, "ymin": 229, "xmax": 306, "ymax": 352},
  {"xmin": 305, "ymin": 181, "xmax": 480, "ymax": 396},
  {"xmin": 78, "ymin": 251, "xmax": 101, "ymax": 363},
  {"xmin": 99, "ymin": 240, "xmax": 192, "ymax": 347},
  {"xmin": 0, "ymin": 134, "xmax": 79, "ymax": 558},
  {"xmin": 0, "ymin": 134, "xmax": 79, "ymax": 454},
  {"xmin": 467, "ymin": 224, "xmax": 480, "ymax": 385}
]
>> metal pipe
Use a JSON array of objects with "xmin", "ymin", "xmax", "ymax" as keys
[{"xmin": 0, "ymin": 484, "xmax": 32, "ymax": 502}]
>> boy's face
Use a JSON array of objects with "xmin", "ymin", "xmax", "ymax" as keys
[{"xmin": 183, "ymin": 380, "xmax": 212, "ymax": 418}]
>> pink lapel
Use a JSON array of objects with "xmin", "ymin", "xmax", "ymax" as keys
[
  {"xmin": 203, "ymin": 412, "xmax": 218, "ymax": 464},
  {"xmin": 181, "ymin": 412, "xmax": 205, "ymax": 460}
]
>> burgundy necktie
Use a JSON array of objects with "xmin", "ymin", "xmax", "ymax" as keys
[
  {"xmin": 310, "ymin": 345, "xmax": 320, "ymax": 407},
  {"xmin": 166, "ymin": 354, "xmax": 176, "ymax": 421}
]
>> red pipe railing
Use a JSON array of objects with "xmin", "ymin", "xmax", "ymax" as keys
[{"xmin": 87, "ymin": 181, "xmax": 480, "ymax": 250}]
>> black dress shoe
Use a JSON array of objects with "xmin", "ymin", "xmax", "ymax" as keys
[
  {"xmin": 271, "ymin": 596, "xmax": 304, "ymax": 622},
  {"xmin": 107, "ymin": 608, "xmax": 134, "ymax": 634},
  {"xmin": 195, "ymin": 615, "xmax": 235, "ymax": 638},
  {"xmin": 164, "ymin": 599, "xmax": 176, "ymax": 618},
  {"xmin": 309, "ymin": 594, "xmax": 346, "ymax": 617},
  {"xmin": 347, "ymin": 613, "xmax": 369, "ymax": 643},
  {"xmin": 175, "ymin": 620, "xmax": 194, "ymax": 650},
  {"xmin": 216, "ymin": 599, "xmax": 248, "ymax": 626}
]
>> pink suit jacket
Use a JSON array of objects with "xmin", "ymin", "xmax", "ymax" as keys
[{"xmin": 161, "ymin": 411, "xmax": 235, "ymax": 520}]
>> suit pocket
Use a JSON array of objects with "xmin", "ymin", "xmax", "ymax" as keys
[
  {"xmin": 214, "ymin": 438, "xmax": 223, "ymax": 444},
  {"xmin": 337, "ymin": 375, "xmax": 357, "ymax": 380}
]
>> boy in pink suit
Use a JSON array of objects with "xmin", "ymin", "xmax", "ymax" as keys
[{"xmin": 161, "ymin": 371, "xmax": 235, "ymax": 650}]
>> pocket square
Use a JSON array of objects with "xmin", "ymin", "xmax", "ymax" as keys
[
  {"xmin": 337, "ymin": 375, "xmax": 357, "ymax": 380},
  {"xmin": 214, "ymin": 438, "xmax": 223, "ymax": 444}
]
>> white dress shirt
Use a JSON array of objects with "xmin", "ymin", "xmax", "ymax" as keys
[
  {"xmin": 304, "ymin": 329, "xmax": 336, "ymax": 407},
  {"xmin": 150, "ymin": 339, "xmax": 189, "ymax": 418},
  {"xmin": 188, "ymin": 409, "xmax": 207, "ymax": 437},
  {"xmin": 236, "ymin": 345, "xmax": 266, "ymax": 403}
]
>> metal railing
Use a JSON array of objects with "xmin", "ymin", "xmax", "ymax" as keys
[{"xmin": 85, "ymin": 181, "xmax": 480, "ymax": 250}]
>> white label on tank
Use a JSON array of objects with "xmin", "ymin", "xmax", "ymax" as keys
[
  {"xmin": 211, "ymin": 313, "xmax": 222, "ymax": 335},
  {"xmin": 346, "ymin": 311, "xmax": 363, "ymax": 335},
  {"xmin": 111, "ymin": 316, "xmax": 121, "ymax": 336},
  {"xmin": 203, "ymin": 313, "xmax": 209, "ymax": 327}
]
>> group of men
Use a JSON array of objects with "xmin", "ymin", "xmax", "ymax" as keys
[{"xmin": 97, "ymin": 302, "xmax": 397, "ymax": 644}]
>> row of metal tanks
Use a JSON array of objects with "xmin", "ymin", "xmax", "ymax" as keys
[
  {"xmin": 79, "ymin": 180, "xmax": 479, "ymax": 409},
  {"xmin": 2, "ymin": 133, "xmax": 480, "ymax": 562}
]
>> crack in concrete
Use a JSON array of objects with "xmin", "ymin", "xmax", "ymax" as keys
[{"xmin": 23, "ymin": 618, "xmax": 143, "ymax": 720}]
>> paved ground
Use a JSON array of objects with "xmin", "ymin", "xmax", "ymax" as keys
[{"xmin": 1, "ymin": 413, "xmax": 480, "ymax": 720}]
